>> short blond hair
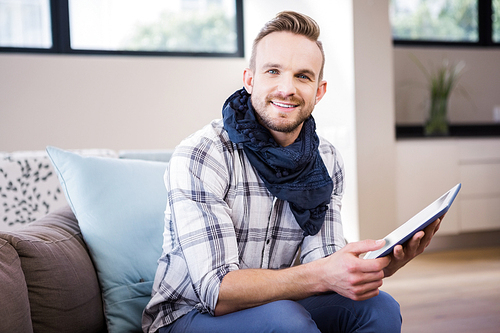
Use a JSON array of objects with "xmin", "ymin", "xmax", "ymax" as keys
[{"xmin": 249, "ymin": 11, "xmax": 325, "ymax": 81}]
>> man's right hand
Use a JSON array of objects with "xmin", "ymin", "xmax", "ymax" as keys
[
  {"xmin": 316, "ymin": 239, "xmax": 391, "ymax": 301},
  {"xmin": 215, "ymin": 239, "xmax": 390, "ymax": 316}
]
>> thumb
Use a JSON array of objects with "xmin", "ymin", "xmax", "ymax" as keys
[{"xmin": 344, "ymin": 239, "xmax": 385, "ymax": 256}]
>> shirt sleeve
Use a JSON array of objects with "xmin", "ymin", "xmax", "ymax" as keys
[
  {"xmin": 300, "ymin": 141, "xmax": 347, "ymax": 263},
  {"xmin": 166, "ymin": 134, "xmax": 240, "ymax": 315}
]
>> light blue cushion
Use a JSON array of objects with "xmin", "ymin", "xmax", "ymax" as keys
[{"xmin": 46, "ymin": 146, "xmax": 168, "ymax": 333}]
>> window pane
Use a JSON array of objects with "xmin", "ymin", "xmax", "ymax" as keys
[
  {"xmin": 69, "ymin": 0, "xmax": 238, "ymax": 53},
  {"xmin": 0, "ymin": 0, "xmax": 52, "ymax": 48},
  {"xmin": 390, "ymin": 0, "xmax": 478, "ymax": 42},
  {"xmin": 494, "ymin": 0, "xmax": 500, "ymax": 42}
]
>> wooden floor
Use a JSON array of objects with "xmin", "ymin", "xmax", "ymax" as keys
[{"xmin": 381, "ymin": 246, "xmax": 500, "ymax": 333}]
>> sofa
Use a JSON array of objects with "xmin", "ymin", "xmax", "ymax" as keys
[
  {"xmin": 0, "ymin": 147, "xmax": 173, "ymax": 333},
  {"xmin": 0, "ymin": 206, "xmax": 106, "ymax": 332}
]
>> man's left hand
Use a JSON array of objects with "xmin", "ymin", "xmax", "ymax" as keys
[{"xmin": 383, "ymin": 215, "xmax": 443, "ymax": 277}]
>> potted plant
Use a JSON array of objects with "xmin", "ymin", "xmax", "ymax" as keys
[{"xmin": 410, "ymin": 54, "xmax": 466, "ymax": 136}]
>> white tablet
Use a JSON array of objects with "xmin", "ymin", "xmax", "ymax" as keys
[{"xmin": 363, "ymin": 183, "xmax": 461, "ymax": 260}]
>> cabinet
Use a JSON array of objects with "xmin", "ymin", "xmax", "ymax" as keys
[
  {"xmin": 396, "ymin": 138, "xmax": 500, "ymax": 235},
  {"xmin": 458, "ymin": 140, "xmax": 500, "ymax": 232}
]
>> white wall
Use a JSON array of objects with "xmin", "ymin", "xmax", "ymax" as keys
[
  {"xmin": 0, "ymin": 54, "xmax": 245, "ymax": 151},
  {"xmin": 353, "ymin": 0, "xmax": 397, "ymax": 240},
  {"xmin": 0, "ymin": 0, "xmax": 399, "ymax": 241}
]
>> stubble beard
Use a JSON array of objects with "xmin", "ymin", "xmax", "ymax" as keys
[{"xmin": 251, "ymin": 94, "xmax": 314, "ymax": 134}]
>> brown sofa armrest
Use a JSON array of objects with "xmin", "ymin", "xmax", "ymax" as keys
[
  {"xmin": 0, "ymin": 238, "xmax": 33, "ymax": 333},
  {"xmin": 0, "ymin": 206, "xmax": 106, "ymax": 333}
]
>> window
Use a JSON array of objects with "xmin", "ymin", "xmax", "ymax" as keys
[
  {"xmin": 0, "ymin": 0, "xmax": 244, "ymax": 57},
  {"xmin": 390, "ymin": 0, "xmax": 499, "ymax": 46},
  {"xmin": 0, "ymin": 0, "xmax": 52, "ymax": 48},
  {"xmin": 494, "ymin": 0, "xmax": 500, "ymax": 42}
]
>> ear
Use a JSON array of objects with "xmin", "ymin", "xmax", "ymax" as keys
[
  {"xmin": 315, "ymin": 80, "xmax": 327, "ymax": 105},
  {"xmin": 243, "ymin": 68, "xmax": 254, "ymax": 94}
]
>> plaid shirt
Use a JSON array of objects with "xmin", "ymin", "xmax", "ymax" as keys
[{"xmin": 142, "ymin": 119, "xmax": 346, "ymax": 332}]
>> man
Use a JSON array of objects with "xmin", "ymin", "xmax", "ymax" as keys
[{"xmin": 143, "ymin": 11, "xmax": 441, "ymax": 333}]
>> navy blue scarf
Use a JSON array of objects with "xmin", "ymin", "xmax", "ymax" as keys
[{"xmin": 222, "ymin": 88, "xmax": 333, "ymax": 236}]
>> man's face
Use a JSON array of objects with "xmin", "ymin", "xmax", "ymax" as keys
[{"xmin": 243, "ymin": 31, "xmax": 326, "ymax": 146}]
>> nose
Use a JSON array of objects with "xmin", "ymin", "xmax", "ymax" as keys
[{"xmin": 276, "ymin": 73, "xmax": 297, "ymax": 96}]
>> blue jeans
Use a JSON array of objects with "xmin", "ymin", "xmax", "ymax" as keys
[{"xmin": 158, "ymin": 291, "xmax": 401, "ymax": 333}]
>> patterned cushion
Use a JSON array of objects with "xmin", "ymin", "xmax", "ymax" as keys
[{"xmin": 0, "ymin": 150, "xmax": 117, "ymax": 231}]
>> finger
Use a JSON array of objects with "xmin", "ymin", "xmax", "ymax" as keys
[
  {"xmin": 344, "ymin": 239, "xmax": 385, "ymax": 256},
  {"xmin": 433, "ymin": 219, "xmax": 441, "ymax": 234},
  {"xmin": 427, "ymin": 218, "xmax": 441, "ymax": 231},
  {"xmin": 421, "ymin": 219, "xmax": 440, "ymax": 247},
  {"xmin": 350, "ymin": 281, "xmax": 383, "ymax": 301},
  {"xmin": 402, "ymin": 232, "xmax": 424, "ymax": 257},
  {"xmin": 358, "ymin": 289, "xmax": 381, "ymax": 301},
  {"xmin": 347, "ymin": 269, "xmax": 385, "ymax": 286},
  {"xmin": 392, "ymin": 244, "xmax": 405, "ymax": 260},
  {"xmin": 413, "ymin": 230, "xmax": 425, "ymax": 240},
  {"xmin": 431, "ymin": 218, "xmax": 441, "ymax": 235},
  {"xmin": 359, "ymin": 255, "xmax": 391, "ymax": 273},
  {"xmin": 407, "ymin": 230, "xmax": 425, "ymax": 251},
  {"xmin": 361, "ymin": 270, "xmax": 386, "ymax": 284}
]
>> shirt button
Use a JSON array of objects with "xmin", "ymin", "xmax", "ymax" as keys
[{"xmin": 266, "ymin": 239, "xmax": 270, "ymax": 244}]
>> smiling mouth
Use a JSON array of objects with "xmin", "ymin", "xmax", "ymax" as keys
[{"xmin": 271, "ymin": 101, "xmax": 298, "ymax": 109}]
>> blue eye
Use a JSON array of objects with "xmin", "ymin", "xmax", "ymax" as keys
[{"xmin": 267, "ymin": 69, "xmax": 279, "ymax": 75}]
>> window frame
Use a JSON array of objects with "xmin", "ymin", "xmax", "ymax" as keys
[
  {"xmin": 0, "ymin": 0, "xmax": 245, "ymax": 57},
  {"xmin": 392, "ymin": 0, "xmax": 500, "ymax": 47}
]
